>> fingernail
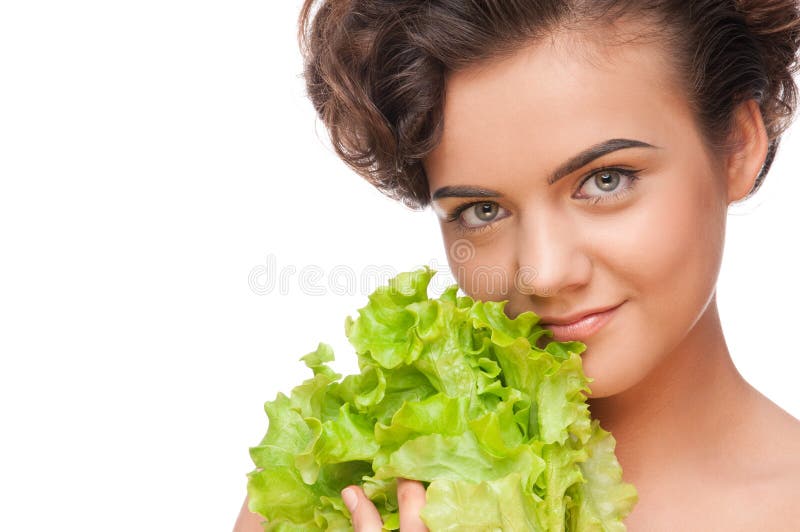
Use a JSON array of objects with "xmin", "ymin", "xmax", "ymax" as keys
[{"xmin": 341, "ymin": 487, "xmax": 358, "ymax": 513}]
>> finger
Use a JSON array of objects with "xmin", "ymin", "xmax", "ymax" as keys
[
  {"xmin": 342, "ymin": 485, "xmax": 383, "ymax": 532},
  {"xmin": 397, "ymin": 478, "xmax": 429, "ymax": 532}
]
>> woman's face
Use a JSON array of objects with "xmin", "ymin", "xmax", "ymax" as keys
[{"xmin": 423, "ymin": 32, "xmax": 741, "ymax": 398}]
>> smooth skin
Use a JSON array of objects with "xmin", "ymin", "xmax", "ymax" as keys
[{"xmin": 235, "ymin": 18, "xmax": 800, "ymax": 532}]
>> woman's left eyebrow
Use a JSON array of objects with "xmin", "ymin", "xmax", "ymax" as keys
[
  {"xmin": 548, "ymin": 138, "xmax": 660, "ymax": 185},
  {"xmin": 431, "ymin": 138, "xmax": 660, "ymax": 200}
]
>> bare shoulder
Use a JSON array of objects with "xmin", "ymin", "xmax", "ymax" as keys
[
  {"xmin": 744, "ymin": 396, "xmax": 800, "ymax": 527},
  {"xmin": 752, "ymin": 391, "xmax": 800, "ymax": 468},
  {"xmin": 754, "ymin": 447, "xmax": 800, "ymax": 529},
  {"xmin": 771, "ymin": 409, "xmax": 800, "ymax": 512},
  {"xmin": 233, "ymin": 496, "xmax": 264, "ymax": 532}
]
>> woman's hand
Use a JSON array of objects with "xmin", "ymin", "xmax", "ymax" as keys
[{"xmin": 341, "ymin": 477, "xmax": 429, "ymax": 532}]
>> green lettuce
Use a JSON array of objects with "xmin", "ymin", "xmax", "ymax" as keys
[{"xmin": 246, "ymin": 266, "xmax": 637, "ymax": 531}]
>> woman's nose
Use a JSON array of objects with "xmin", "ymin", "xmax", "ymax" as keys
[{"xmin": 514, "ymin": 211, "xmax": 592, "ymax": 298}]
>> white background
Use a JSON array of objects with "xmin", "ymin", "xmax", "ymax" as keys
[{"xmin": 1, "ymin": 1, "xmax": 798, "ymax": 530}]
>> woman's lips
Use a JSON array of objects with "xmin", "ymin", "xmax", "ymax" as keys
[{"xmin": 540, "ymin": 302, "xmax": 623, "ymax": 342}]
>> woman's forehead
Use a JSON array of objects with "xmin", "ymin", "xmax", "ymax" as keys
[
  {"xmin": 426, "ymin": 32, "xmax": 690, "ymax": 186},
  {"xmin": 443, "ymin": 32, "xmax": 683, "ymax": 135}
]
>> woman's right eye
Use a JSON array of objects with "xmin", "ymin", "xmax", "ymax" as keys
[{"xmin": 451, "ymin": 201, "xmax": 509, "ymax": 231}]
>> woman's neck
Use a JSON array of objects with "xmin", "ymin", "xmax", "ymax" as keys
[{"xmin": 586, "ymin": 296, "xmax": 756, "ymax": 487}]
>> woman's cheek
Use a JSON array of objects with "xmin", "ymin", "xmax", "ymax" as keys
[{"xmin": 446, "ymin": 242, "xmax": 516, "ymax": 302}]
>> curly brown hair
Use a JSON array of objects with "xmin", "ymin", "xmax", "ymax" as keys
[{"xmin": 297, "ymin": 0, "xmax": 800, "ymax": 210}]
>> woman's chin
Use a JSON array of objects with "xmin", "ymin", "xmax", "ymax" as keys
[
  {"xmin": 532, "ymin": 322, "xmax": 642, "ymax": 399},
  {"xmin": 581, "ymin": 348, "xmax": 650, "ymax": 400}
]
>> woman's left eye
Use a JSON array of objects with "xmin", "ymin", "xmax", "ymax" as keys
[{"xmin": 575, "ymin": 167, "xmax": 642, "ymax": 205}]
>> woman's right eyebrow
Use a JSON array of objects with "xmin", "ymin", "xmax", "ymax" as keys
[{"xmin": 431, "ymin": 185, "xmax": 502, "ymax": 200}]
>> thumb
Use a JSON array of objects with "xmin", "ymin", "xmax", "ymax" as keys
[{"xmin": 342, "ymin": 485, "xmax": 383, "ymax": 532}]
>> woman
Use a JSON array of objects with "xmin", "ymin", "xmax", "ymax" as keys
[{"xmin": 237, "ymin": 0, "xmax": 800, "ymax": 529}]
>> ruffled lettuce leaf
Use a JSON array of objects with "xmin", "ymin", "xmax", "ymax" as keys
[{"xmin": 246, "ymin": 266, "xmax": 637, "ymax": 530}]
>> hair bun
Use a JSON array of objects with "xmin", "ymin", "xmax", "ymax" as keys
[
  {"xmin": 731, "ymin": 0, "xmax": 800, "ymax": 193},
  {"xmin": 734, "ymin": 0, "xmax": 800, "ymax": 74}
]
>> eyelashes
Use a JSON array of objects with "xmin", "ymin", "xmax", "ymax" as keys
[
  {"xmin": 444, "ymin": 166, "xmax": 643, "ymax": 235},
  {"xmin": 578, "ymin": 167, "xmax": 642, "ymax": 205},
  {"xmin": 444, "ymin": 201, "xmax": 509, "ymax": 232}
]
